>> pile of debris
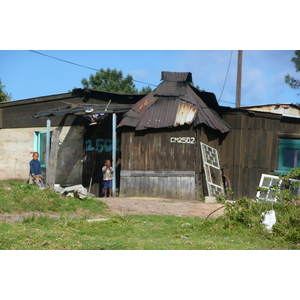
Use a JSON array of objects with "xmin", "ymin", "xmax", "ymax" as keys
[{"xmin": 54, "ymin": 184, "xmax": 94, "ymax": 200}]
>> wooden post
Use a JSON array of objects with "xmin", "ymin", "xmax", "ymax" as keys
[
  {"xmin": 45, "ymin": 117, "xmax": 51, "ymax": 184},
  {"xmin": 236, "ymin": 50, "xmax": 243, "ymax": 108},
  {"xmin": 47, "ymin": 128, "xmax": 60, "ymax": 190},
  {"xmin": 112, "ymin": 112, "xmax": 117, "ymax": 196}
]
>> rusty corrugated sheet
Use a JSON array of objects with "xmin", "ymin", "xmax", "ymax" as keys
[
  {"xmin": 34, "ymin": 104, "xmax": 131, "ymax": 118},
  {"xmin": 161, "ymin": 71, "xmax": 192, "ymax": 82},
  {"xmin": 118, "ymin": 71, "xmax": 231, "ymax": 133},
  {"xmin": 154, "ymin": 81, "xmax": 187, "ymax": 97},
  {"xmin": 136, "ymin": 98, "xmax": 179, "ymax": 130},
  {"xmin": 129, "ymin": 91, "xmax": 157, "ymax": 114},
  {"xmin": 182, "ymin": 85, "xmax": 231, "ymax": 132},
  {"xmin": 174, "ymin": 102, "xmax": 197, "ymax": 126}
]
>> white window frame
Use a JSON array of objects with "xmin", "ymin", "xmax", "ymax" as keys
[{"xmin": 200, "ymin": 142, "xmax": 225, "ymax": 197}]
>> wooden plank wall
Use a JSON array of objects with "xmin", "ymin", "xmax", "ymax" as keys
[
  {"xmin": 120, "ymin": 170, "xmax": 196, "ymax": 199},
  {"xmin": 120, "ymin": 112, "xmax": 300, "ymax": 200},
  {"xmin": 219, "ymin": 111, "xmax": 300, "ymax": 200},
  {"xmin": 121, "ymin": 126, "xmax": 196, "ymax": 171},
  {"xmin": 120, "ymin": 126, "xmax": 197, "ymax": 199}
]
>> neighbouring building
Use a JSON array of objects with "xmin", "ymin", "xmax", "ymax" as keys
[
  {"xmin": 243, "ymin": 103, "xmax": 300, "ymax": 117},
  {"xmin": 0, "ymin": 89, "xmax": 144, "ymax": 196}
]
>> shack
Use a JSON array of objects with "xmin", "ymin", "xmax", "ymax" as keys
[
  {"xmin": 118, "ymin": 71, "xmax": 300, "ymax": 200},
  {"xmin": 0, "ymin": 88, "xmax": 145, "ymax": 196},
  {"xmin": 117, "ymin": 71, "xmax": 231, "ymax": 199}
]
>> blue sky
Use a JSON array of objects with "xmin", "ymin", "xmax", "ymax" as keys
[{"xmin": 0, "ymin": 50, "xmax": 299, "ymax": 107}]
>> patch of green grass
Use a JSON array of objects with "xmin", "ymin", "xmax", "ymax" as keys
[
  {"xmin": 1, "ymin": 182, "xmax": 299, "ymax": 250},
  {"xmin": 0, "ymin": 181, "xmax": 108, "ymax": 216},
  {"xmin": 0, "ymin": 214, "xmax": 298, "ymax": 250}
]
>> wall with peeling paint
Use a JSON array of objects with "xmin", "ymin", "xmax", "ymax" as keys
[{"xmin": 0, "ymin": 126, "xmax": 83, "ymax": 184}]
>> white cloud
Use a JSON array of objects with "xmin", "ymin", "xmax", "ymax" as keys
[{"xmin": 130, "ymin": 69, "xmax": 150, "ymax": 80}]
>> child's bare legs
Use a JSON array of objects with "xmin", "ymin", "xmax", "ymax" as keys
[{"xmin": 104, "ymin": 188, "xmax": 112, "ymax": 197}]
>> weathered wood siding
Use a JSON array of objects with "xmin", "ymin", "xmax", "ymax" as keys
[
  {"xmin": 120, "ymin": 170, "xmax": 195, "ymax": 199},
  {"xmin": 120, "ymin": 126, "xmax": 197, "ymax": 199},
  {"xmin": 119, "ymin": 111, "xmax": 300, "ymax": 201},
  {"xmin": 219, "ymin": 111, "xmax": 300, "ymax": 200}
]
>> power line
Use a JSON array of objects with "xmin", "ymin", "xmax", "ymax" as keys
[
  {"xmin": 219, "ymin": 99, "xmax": 245, "ymax": 106},
  {"xmin": 28, "ymin": 50, "xmax": 157, "ymax": 87},
  {"xmin": 28, "ymin": 50, "xmax": 243, "ymax": 106},
  {"xmin": 218, "ymin": 50, "xmax": 233, "ymax": 102},
  {"xmin": 219, "ymin": 99, "xmax": 236, "ymax": 105}
]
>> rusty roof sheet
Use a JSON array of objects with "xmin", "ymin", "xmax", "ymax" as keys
[
  {"xmin": 161, "ymin": 71, "xmax": 192, "ymax": 82},
  {"xmin": 118, "ymin": 72, "xmax": 231, "ymax": 133},
  {"xmin": 175, "ymin": 101, "xmax": 198, "ymax": 126},
  {"xmin": 134, "ymin": 98, "xmax": 198, "ymax": 130},
  {"xmin": 33, "ymin": 104, "xmax": 131, "ymax": 118},
  {"xmin": 154, "ymin": 81, "xmax": 187, "ymax": 97}
]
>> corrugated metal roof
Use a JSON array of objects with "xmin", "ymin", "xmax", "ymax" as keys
[
  {"xmin": 136, "ymin": 98, "xmax": 178, "ymax": 130},
  {"xmin": 134, "ymin": 98, "xmax": 197, "ymax": 130},
  {"xmin": 161, "ymin": 71, "xmax": 192, "ymax": 82},
  {"xmin": 174, "ymin": 102, "xmax": 197, "ymax": 126},
  {"xmin": 154, "ymin": 81, "xmax": 187, "ymax": 97},
  {"xmin": 118, "ymin": 72, "xmax": 231, "ymax": 133},
  {"xmin": 33, "ymin": 104, "xmax": 131, "ymax": 118}
]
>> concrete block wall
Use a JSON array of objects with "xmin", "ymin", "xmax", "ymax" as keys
[
  {"xmin": 0, "ymin": 128, "xmax": 37, "ymax": 181},
  {"xmin": 0, "ymin": 126, "xmax": 84, "ymax": 184},
  {"xmin": 55, "ymin": 126, "xmax": 84, "ymax": 185}
]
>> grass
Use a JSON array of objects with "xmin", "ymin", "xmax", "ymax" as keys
[
  {"xmin": 0, "ymin": 182, "xmax": 299, "ymax": 250},
  {"xmin": 1, "ymin": 214, "xmax": 296, "ymax": 250},
  {"xmin": 0, "ymin": 181, "xmax": 107, "ymax": 215}
]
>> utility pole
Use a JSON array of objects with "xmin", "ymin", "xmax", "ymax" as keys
[{"xmin": 236, "ymin": 50, "xmax": 243, "ymax": 108}]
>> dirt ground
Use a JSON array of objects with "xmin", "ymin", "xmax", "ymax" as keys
[
  {"xmin": 100, "ymin": 197, "xmax": 225, "ymax": 218},
  {"xmin": 0, "ymin": 197, "xmax": 225, "ymax": 223}
]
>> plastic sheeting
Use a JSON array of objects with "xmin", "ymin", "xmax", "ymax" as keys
[{"xmin": 261, "ymin": 210, "xmax": 276, "ymax": 231}]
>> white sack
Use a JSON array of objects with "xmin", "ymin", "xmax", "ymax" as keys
[{"xmin": 261, "ymin": 210, "xmax": 276, "ymax": 231}]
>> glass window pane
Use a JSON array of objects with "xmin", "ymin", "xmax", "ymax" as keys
[
  {"xmin": 40, "ymin": 132, "xmax": 47, "ymax": 166},
  {"xmin": 283, "ymin": 149, "xmax": 298, "ymax": 168}
]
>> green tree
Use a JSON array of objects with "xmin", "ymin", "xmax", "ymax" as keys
[
  {"xmin": 285, "ymin": 50, "xmax": 300, "ymax": 93},
  {"xmin": 0, "ymin": 78, "xmax": 12, "ymax": 102},
  {"xmin": 81, "ymin": 68, "xmax": 152, "ymax": 94},
  {"xmin": 190, "ymin": 82, "xmax": 204, "ymax": 91}
]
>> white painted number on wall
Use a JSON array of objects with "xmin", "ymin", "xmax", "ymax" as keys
[{"xmin": 170, "ymin": 137, "xmax": 195, "ymax": 144}]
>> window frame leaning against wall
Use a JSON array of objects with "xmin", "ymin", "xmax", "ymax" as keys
[{"xmin": 275, "ymin": 138, "xmax": 300, "ymax": 175}]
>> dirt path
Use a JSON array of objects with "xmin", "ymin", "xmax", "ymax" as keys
[
  {"xmin": 100, "ymin": 197, "xmax": 225, "ymax": 218},
  {"xmin": 0, "ymin": 197, "xmax": 225, "ymax": 223}
]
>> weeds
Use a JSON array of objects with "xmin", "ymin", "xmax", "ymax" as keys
[{"xmin": 1, "ymin": 179, "xmax": 300, "ymax": 250}]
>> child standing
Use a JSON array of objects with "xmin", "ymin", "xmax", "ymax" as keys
[
  {"xmin": 29, "ymin": 152, "xmax": 44, "ymax": 186},
  {"xmin": 102, "ymin": 159, "xmax": 114, "ymax": 197}
]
